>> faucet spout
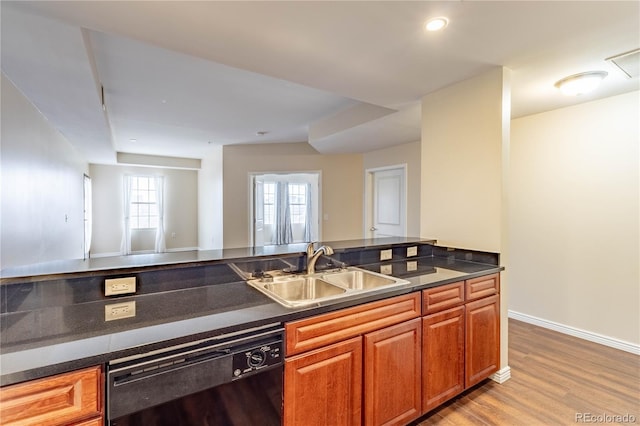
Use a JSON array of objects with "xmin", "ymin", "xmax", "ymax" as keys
[{"xmin": 305, "ymin": 242, "xmax": 334, "ymax": 275}]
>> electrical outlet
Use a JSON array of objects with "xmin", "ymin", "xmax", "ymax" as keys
[
  {"xmin": 105, "ymin": 277, "xmax": 136, "ymax": 296},
  {"xmin": 380, "ymin": 264, "xmax": 393, "ymax": 275},
  {"xmin": 105, "ymin": 301, "xmax": 136, "ymax": 321},
  {"xmin": 406, "ymin": 261, "xmax": 418, "ymax": 272},
  {"xmin": 380, "ymin": 249, "xmax": 393, "ymax": 261},
  {"xmin": 407, "ymin": 246, "xmax": 418, "ymax": 257}
]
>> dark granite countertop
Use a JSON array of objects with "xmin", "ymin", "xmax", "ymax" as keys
[
  {"xmin": 0, "ymin": 237, "xmax": 435, "ymax": 282},
  {"xmin": 0, "ymin": 242, "xmax": 501, "ymax": 387}
]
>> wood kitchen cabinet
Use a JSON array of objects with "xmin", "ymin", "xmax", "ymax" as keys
[
  {"xmin": 422, "ymin": 305, "xmax": 465, "ymax": 412},
  {"xmin": 364, "ymin": 318, "xmax": 421, "ymax": 426},
  {"xmin": 284, "ymin": 293, "xmax": 421, "ymax": 426},
  {"xmin": 284, "ymin": 337, "xmax": 363, "ymax": 426},
  {"xmin": 421, "ymin": 273, "xmax": 500, "ymax": 414},
  {"xmin": 465, "ymin": 294, "xmax": 500, "ymax": 388},
  {"xmin": 0, "ymin": 366, "xmax": 103, "ymax": 426}
]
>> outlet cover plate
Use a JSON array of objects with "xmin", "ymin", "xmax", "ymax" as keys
[
  {"xmin": 105, "ymin": 277, "xmax": 136, "ymax": 296},
  {"xmin": 380, "ymin": 249, "xmax": 393, "ymax": 261},
  {"xmin": 105, "ymin": 301, "xmax": 136, "ymax": 321},
  {"xmin": 407, "ymin": 246, "xmax": 418, "ymax": 257}
]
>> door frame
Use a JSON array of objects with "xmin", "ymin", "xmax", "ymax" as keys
[
  {"xmin": 363, "ymin": 164, "xmax": 407, "ymax": 238},
  {"xmin": 248, "ymin": 171, "xmax": 323, "ymax": 247}
]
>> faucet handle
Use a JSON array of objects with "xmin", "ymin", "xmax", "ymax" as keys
[{"xmin": 306, "ymin": 242, "xmax": 316, "ymax": 256}]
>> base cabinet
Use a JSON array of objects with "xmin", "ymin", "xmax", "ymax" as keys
[
  {"xmin": 284, "ymin": 293, "xmax": 422, "ymax": 426},
  {"xmin": 465, "ymin": 294, "xmax": 500, "ymax": 388},
  {"xmin": 422, "ymin": 306, "xmax": 465, "ymax": 413},
  {"xmin": 364, "ymin": 318, "xmax": 421, "ymax": 426},
  {"xmin": 422, "ymin": 273, "xmax": 500, "ymax": 415},
  {"xmin": 284, "ymin": 337, "xmax": 363, "ymax": 426},
  {"xmin": 0, "ymin": 366, "xmax": 103, "ymax": 426}
]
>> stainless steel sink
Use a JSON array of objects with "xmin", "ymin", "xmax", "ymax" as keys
[
  {"xmin": 247, "ymin": 266, "xmax": 410, "ymax": 308},
  {"xmin": 321, "ymin": 269, "xmax": 395, "ymax": 290},
  {"xmin": 265, "ymin": 276, "xmax": 346, "ymax": 299}
]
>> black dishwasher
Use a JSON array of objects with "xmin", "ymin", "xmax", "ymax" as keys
[{"xmin": 107, "ymin": 323, "xmax": 284, "ymax": 425}]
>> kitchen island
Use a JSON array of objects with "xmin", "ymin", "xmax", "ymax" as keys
[{"xmin": 0, "ymin": 238, "xmax": 503, "ymax": 425}]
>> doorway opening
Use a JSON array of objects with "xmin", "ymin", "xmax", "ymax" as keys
[
  {"xmin": 364, "ymin": 165, "xmax": 407, "ymax": 238},
  {"xmin": 251, "ymin": 172, "xmax": 320, "ymax": 247}
]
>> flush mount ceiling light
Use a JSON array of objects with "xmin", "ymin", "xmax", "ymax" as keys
[
  {"xmin": 425, "ymin": 17, "xmax": 449, "ymax": 32},
  {"xmin": 554, "ymin": 71, "xmax": 608, "ymax": 96}
]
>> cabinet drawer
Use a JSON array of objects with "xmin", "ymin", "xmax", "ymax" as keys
[
  {"xmin": 422, "ymin": 281, "xmax": 465, "ymax": 314},
  {"xmin": 0, "ymin": 366, "xmax": 102, "ymax": 426},
  {"xmin": 285, "ymin": 293, "xmax": 421, "ymax": 356},
  {"xmin": 465, "ymin": 273, "xmax": 499, "ymax": 301}
]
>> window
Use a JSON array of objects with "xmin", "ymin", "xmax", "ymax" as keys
[
  {"xmin": 288, "ymin": 183, "xmax": 307, "ymax": 225},
  {"xmin": 263, "ymin": 182, "xmax": 276, "ymax": 226},
  {"xmin": 252, "ymin": 173, "xmax": 319, "ymax": 246},
  {"xmin": 130, "ymin": 176, "xmax": 158, "ymax": 229}
]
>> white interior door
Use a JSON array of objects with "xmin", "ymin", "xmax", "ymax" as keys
[{"xmin": 370, "ymin": 167, "xmax": 406, "ymax": 238}]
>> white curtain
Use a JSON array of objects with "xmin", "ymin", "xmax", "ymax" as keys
[
  {"xmin": 120, "ymin": 175, "xmax": 132, "ymax": 255},
  {"xmin": 304, "ymin": 183, "xmax": 312, "ymax": 242},
  {"xmin": 154, "ymin": 176, "xmax": 166, "ymax": 253},
  {"xmin": 272, "ymin": 182, "xmax": 293, "ymax": 245}
]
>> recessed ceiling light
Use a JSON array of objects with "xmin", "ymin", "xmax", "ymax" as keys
[
  {"xmin": 425, "ymin": 17, "xmax": 448, "ymax": 32},
  {"xmin": 129, "ymin": 138, "xmax": 137, "ymax": 143},
  {"xmin": 256, "ymin": 131, "xmax": 269, "ymax": 136},
  {"xmin": 554, "ymin": 71, "xmax": 608, "ymax": 96}
]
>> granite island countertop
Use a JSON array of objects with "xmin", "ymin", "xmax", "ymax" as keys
[{"xmin": 0, "ymin": 242, "xmax": 502, "ymax": 387}]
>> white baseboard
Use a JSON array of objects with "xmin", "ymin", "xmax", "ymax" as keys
[
  {"xmin": 508, "ymin": 310, "xmax": 640, "ymax": 355},
  {"xmin": 490, "ymin": 366, "xmax": 511, "ymax": 384},
  {"xmin": 166, "ymin": 247, "xmax": 199, "ymax": 253}
]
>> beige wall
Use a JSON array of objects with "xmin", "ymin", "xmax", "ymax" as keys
[
  {"xmin": 509, "ymin": 91, "xmax": 639, "ymax": 346},
  {"xmin": 90, "ymin": 164, "xmax": 198, "ymax": 255},
  {"xmin": 1, "ymin": 73, "xmax": 89, "ymax": 268},
  {"xmin": 198, "ymin": 147, "xmax": 224, "ymax": 250},
  {"xmin": 363, "ymin": 140, "xmax": 421, "ymax": 237},
  {"xmin": 421, "ymin": 68, "xmax": 507, "ymax": 252},
  {"xmin": 223, "ymin": 142, "xmax": 363, "ymax": 248},
  {"xmin": 421, "ymin": 67, "xmax": 510, "ymax": 371}
]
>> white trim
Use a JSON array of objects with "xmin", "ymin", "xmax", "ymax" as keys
[
  {"xmin": 248, "ymin": 171, "xmax": 322, "ymax": 247},
  {"xmin": 508, "ymin": 310, "xmax": 640, "ymax": 355},
  {"xmin": 490, "ymin": 366, "xmax": 511, "ymax": 384}
]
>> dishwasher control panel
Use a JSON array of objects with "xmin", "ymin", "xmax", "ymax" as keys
[{"xmin": 232, "ymin": 339, "xmax": 282, "ymax": 379}]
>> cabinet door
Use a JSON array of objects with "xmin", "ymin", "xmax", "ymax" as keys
[
  {"xmin": 422, "ymin": 305, "xmax": 465, "ymax": 413},
  {"xmin": 364, "ymin": 318, "xmax": 421, "ymax": 426},
  {"xmin": 284, "ymin": 336, "xmax": 362, "ymax": 426},
  {"xmin": 0, "ymin": 366, "xmax": 102, "ymax": 426},
  {"xmin": 465, "ymin": 294, "xmax": 500, "ymax": 388}
]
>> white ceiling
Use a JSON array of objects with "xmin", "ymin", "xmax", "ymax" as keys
[{"xmin": 1, "ymin": 1, "xmax": 638, "ymax": 164}]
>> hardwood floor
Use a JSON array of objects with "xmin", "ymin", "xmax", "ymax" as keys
[{"xmin": 412, "ymin": 319, "xmax": 640, "ymax": 425}]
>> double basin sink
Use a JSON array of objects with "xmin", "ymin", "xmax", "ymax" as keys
[{"xmin": 245, "ymin": 267, "xmax": 411, "ymax": 307}]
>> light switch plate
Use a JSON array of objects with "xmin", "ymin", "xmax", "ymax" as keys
[
  {"xmin": 406, "ymin": 261, "xmax": 418, "ymax": 272},
  {"xmin": 407, "ymin": 246, "xmax": 418, "ymax": 257},
  {"xmin": 105, "ymin": 301, "xmax": 136, "ymax": 321},
  {"xmin": 380, "ymin": 249, "xmax": 393, "ymax": 261},
  {"xmin": 105, "ymin": 277, "xmax": 136, "ymax": 296},
  {"xmin": 380, "ymin": 264, "xmax": 393, "ymax": 275}
]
